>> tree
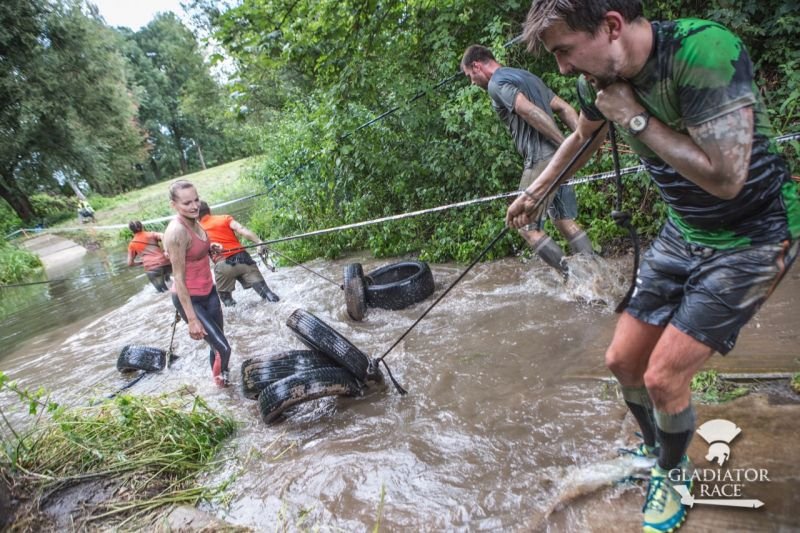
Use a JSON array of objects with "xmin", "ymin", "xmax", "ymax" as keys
[
  {"xmin": 0, "ymin": 0, "xmax": 146, "ymax": 222},
  {"xmin": 192, "ymin": 0, "xmax": 798, "ymax": 264},
  {"xmin": 127, "ymin": 13, "xmax": 238, "ymax": 177}
]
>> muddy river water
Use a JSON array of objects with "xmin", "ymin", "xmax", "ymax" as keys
[{"xmin": 1, "ymin": 239, "xmax": 798, "ymax": 530}]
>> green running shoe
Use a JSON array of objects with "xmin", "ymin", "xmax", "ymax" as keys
[
  {"xmin": 642, "ymin": 460, "xmax": 692, "ymax": 533},
  {"xmin": 675, "ymin": 456, "xmax": 694, "ymax": 488},
  {"xmin": 619, "ymin": 442, "xmax": 659, "ymax": 459}
]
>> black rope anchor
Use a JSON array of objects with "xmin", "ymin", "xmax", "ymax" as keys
[
  {"xmin": 377, "ymin": 123, "xmax": 608, "ymax": 395},
  {"xmin": 607, "ymin": 124, "xmax": 641, "ymax": 313}
]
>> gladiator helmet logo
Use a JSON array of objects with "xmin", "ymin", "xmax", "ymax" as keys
[{"xmin": 696, "ymin": 419, "xmax": 742, "ymax": 466}]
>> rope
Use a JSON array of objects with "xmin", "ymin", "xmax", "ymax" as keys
[
  {"xmin": 165, "ymin": 312, "xmax": 181, "ymax": 370},
  {"xmin": 4, "ymin": 130, "xmax": 798, "ymax": 290},
  {"xmin": 607, "ymin": 124, "xmax": 641, "ymax": 314},
  {"xmin": 377, "ymin": 123, "xmax": 607, "ymax": 395},
  {"xmin": 259, "ymin": 246, "xmax": 342, "ymax": 288},
  {"xmin": 0, "ymin": 270, "xmax": 115, "ymax": 288},
  {"xmin": 220, "ymin": 191, "xmax": 521, "ymax": 254},
  {"xmin": 108, "ymin": 312, "xmax": 181, "ymax": 398},
  {"xmin": 7, "ymin": 131, "xmax": 797, "ymax": 239}
]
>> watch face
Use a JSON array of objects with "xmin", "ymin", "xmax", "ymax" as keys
[{"xmin": 630, "ymin": 115, "xmax": 647, "ymax": 132}]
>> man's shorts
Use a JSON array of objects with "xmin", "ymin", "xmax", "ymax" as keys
[
  {"xmin": 626, "ymin": 221, "xmax": 798, "ymax": 354},
  {"xmin": 213, "ymin": 260, "xmax": 265, "ymax": 292},
  {"xmin": 519, "ymin": 160, "xmax": 578, "ymax": 232}
]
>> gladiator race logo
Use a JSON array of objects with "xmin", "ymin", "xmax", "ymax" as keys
[
  {"xmin": 697, "ymin": 419, "xmax": 741, "ymax": 466},
  {"xmin": 670, "ymin": 418, "xmax": 767, "ymax": 509}
]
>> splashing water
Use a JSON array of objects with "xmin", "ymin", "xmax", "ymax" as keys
[
  {"xmin": 562, "ymin": 254, "xmax": 630, "ymax": 307},
  {"xmin": 535, "ymin": 454, "xmax": 655, "ymax": 526}
]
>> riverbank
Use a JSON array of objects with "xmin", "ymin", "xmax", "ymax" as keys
[{"xmin": 18, "ymin": 234, "xmax": 86, "ymax": 276}]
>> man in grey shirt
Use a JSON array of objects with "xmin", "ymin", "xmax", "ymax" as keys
[{"xmin": 461, "ymin": 44, "xmax": 593, "ymax": 274}]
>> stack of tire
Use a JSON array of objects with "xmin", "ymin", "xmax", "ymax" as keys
[
  {"xmin": 344, "ymin": 260, "xmax": 435, "ymax": 321},
  {"xmin": 241, "ymin": 309, "xmax": 384, "ymax": 424}
]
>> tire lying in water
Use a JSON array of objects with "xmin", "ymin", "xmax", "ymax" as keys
[
  {"xmin": 286, "ymin": 308, "xmax": 372, "ymax": 382},
  {"xmin": 240, "ymin": 350, "xmax": 336, "ymax": 400},
  {"xmin": 343, "ymin": 263, "xmax": 367, "ymax": 321},
  {"xmin": 364, "ymin": 260, "xmax": 435, "ymax": 310},
  {"xmin": 116, "ymin": 345, "xmax": 166, "ymax": 372},
  {"xmin": 257, "ymin": 367, "xmax": 363, "ymax": 424}
]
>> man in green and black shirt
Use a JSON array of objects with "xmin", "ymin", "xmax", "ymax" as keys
[{"xmin": 506, "ymin": 1, "xmax": 800, "ymax": 531}]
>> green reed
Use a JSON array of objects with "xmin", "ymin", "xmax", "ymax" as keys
[{"xmin": 0, "ymin": 376, "xmax": 236, "ymax": 529}]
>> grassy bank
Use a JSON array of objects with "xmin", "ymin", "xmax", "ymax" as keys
[
  {"xmin": 0, "ymin": 242, "xmax": 43, "ymax": 285},
  {"xmin": 87, "ymin": 157, "xmax": 261, "ymax": 228},
  {"xmin": 0, "ymin": 157, "xmax": 262, "ymax": 284},
  {"xmin": 0, "ymin": 375, "xmax": 236, "ymax": 530}
]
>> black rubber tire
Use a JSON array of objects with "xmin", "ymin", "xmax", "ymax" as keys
[
  {"xmin": 343, "ymin": 263, "xmax": 367, "ymax": 321},
  {"xmin": 257, "ymin": 367, "xmax": 363, "ymax": 424},
  {"xmin": 286, "ymin": 308, "xmax": 370, "ymax": 381},
  {"xmin": 116, "ymin": 345, "xmax": 166, "ymax": 372},
  {"xmin": 240, "ymin": 350, "xmax": 336, "ymax": 400},
  {"xmin": 364, "ymin": 260, "xmax": 435, "ymax": 310}
]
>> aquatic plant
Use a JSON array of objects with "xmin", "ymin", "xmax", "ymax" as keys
[
  {"xmin": 0, "ymin": 241, "xmax": 42, "ymax": 285},
  {"xmin": 0, "ymin": 373, "xmax": 236, "ymax": 530},
  {"xmin": 690, "ymin": 370, "xmax": 749, "ymax": 403}
]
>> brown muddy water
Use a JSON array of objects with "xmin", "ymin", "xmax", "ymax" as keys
[{"xmin": 1, "ymin": 245, "xmax": 798, "ymax": 531}]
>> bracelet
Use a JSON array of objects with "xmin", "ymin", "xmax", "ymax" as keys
[{"xmin": 523, "ymin": 189, "xmax": 540, "ymax": 201}]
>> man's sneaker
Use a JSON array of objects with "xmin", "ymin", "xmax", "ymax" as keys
[
  {"xmin": 619, "ymin": 442, "xmax": 659, "ymax": 459},
  {"xmin": 642, "ymin": 461, "xmax": 692, "ymax": 533},
  {"xmin": 616, "ymin": 443, "xmax": 659, "ymax": 483},
  {"xmin": 673, "ymin": 455, "xmax": 694, "ymax": 491}
]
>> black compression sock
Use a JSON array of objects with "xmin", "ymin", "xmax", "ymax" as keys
[
  {"xmin": 621, "ymin": 386, "xmax": 656, "ymax": 447},
  {"xmin": 654, "ymin": 404, "xmax": 695, "ymax": 471}
]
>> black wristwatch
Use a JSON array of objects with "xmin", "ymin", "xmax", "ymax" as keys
[{"xmin": 627, "ymin": 111, "xmax": 650, "ymax": 136}]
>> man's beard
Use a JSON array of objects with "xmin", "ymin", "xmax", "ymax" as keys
[
  {"xmin": 587, "ymin": 72, "xmax": 618, "ymax": 89},
  {"xmin": 584, "ymin": 57, "xmax": 618, "ymax": 89}
]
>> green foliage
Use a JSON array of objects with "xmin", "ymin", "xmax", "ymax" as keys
[
  {"xmin": 28, "ymin": 194, "xmax": 74, "ymax": 225},
  {"xmin": 791, "ymin": 373, "xmax": 800, "ymax": 394},
  {"xmin": 0, "ymin": 375, "xmax": 237, "ymax": 528},
  {"xmin": 691, "ymin": 370, "xmax": 750, "ymax": 403},
  {"xmin": 0, "ymin": 240, "xmax": 42, "ymax": 285},
  {"xmin": 0, "ymin": 2, "xmax": 251, "ymax": 225},
  {"xmin": 123, "ymin": 13, "xmax": 250, "ymax": 181},
  {"xmin": 0, "ymin": 202, "xmax": 23, "ymax": 236},
  {"xmin": 160, "ymin": 1, "xmax": 800, "ymax": 262},
  {"xmin": 0, "ymin": 0, "xmax": 148, "ymax": 221},
  {"xmin": 206, "ymin": 0, "xmax": 529, "ymax": 262}
]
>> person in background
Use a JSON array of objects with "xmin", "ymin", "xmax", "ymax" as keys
[
  {"xmin": 163, "ymin": 181, "xmax": 232, "ymax": 388},
  {"xmin": 126, "ymin": 220, "xmax": 172, "ymax": 292},
  {"xmin": 77, "ymin": 199, "xmax": 95, "ymax": 223},
  {"xmin": 198, "ymin": 201, "xmax": 279, "ymax": 306},
  {"xmin": 461, "ymin": 44, "xmax": 594, "ymax": 276},
  {"xmin": 507, "ymin": 2, "xmax": 800, "ymax": 531}
]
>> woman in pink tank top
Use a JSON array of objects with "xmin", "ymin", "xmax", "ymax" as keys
[{"xmin": 164, "ymin": 180, "xmax": 232, "ymax": 387}]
